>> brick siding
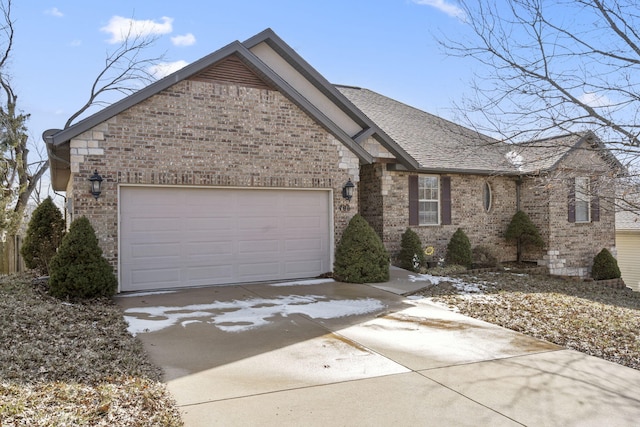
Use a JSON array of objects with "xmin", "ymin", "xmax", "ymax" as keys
[
  {"xmin": 67, "ymin": 79, "xmax": 360, "ymax": 273},
  {"xmin": 360, "ymin": 167, "xmax": 518, "ymax": 263}
]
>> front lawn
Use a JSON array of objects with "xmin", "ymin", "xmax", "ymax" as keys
[
  {"xmin": 0, "ymin": 273, "xmax": 183, "ymax": 426},
  {"xmin": 412, "ymin": 271, "xmax": 640, "ymax": 370}
]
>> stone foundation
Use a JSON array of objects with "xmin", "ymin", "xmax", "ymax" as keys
[{"xmin": 538, "ymin": 249, "xmax": 588, "ymax": 278}]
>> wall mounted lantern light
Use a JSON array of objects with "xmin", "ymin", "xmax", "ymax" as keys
[
  {"xmin": 342, "ymin": 178, "xmax": 355, "ymax": 201},
  {"xmin": 89, "ymin": 170, "xmax": 103, "ymax": 199}
]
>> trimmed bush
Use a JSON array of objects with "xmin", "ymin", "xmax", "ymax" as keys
[
  {"xmin": 445, "ymin": 228, "xmax": 472, "ymax": 268},
  {"xmin": 398, "ymin": 228, "xmax": 424, "ymax": 272},
  {"xmin": 20, "ymin": 197, "xmax": 65, "ymax": 274},
  {"xmin": 48, "ymin": 216, "xmax": 117, "ymax": 299},
  {"xmin": 334, "ymin": 214, "xmax": 389, "ymax": 283},
  {"xmin": 591, "ymin": 248, "xmax": 621, "ymax": 280},
  {"xmin": 505, "ymin": 210, "xmax": 544, "ymax": 262}
]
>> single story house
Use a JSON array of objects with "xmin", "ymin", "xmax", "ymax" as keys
[{"xmin": 45, "ymin": 28, "xmax": 621, "ymax": 292}]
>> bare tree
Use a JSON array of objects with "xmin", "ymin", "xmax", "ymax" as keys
[
  {"xmin": 0, "ymin": 0, "xmax": 163, "ymax": 237},
  {"xmin": 0, "ymin": 0, "xmax": 48, "ymax": 235},
  {"xmin": 441, "ymin": 0, "xmax": 640, "ymax": 177},
  {"xmin": 64, "ymin": 28, "xmax": 163, "ymax": 129}
]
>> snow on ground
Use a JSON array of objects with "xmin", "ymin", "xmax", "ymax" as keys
[
  {"xmin": 117, "ymin": 290, "xmax": 178, "ymax": 298},
  {"xmin": 124, "ymin": 294, "xmax": 385, "ymax": 335},
  {"xmin": 408, "ymin": 273, "xmax": 490, "ymax": 294},
  {"xmin": 267, "ymin": 278, "xmax": 335, "ymax": 287}
]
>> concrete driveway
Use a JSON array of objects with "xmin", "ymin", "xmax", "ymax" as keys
[{"xmin": 116, "ymin": 268, "xmax": 640, "ymax": 426}]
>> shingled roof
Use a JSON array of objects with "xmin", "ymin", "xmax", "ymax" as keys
[
  {"xmin": 506, "ymin": 131, "xmax": 625, "ymax": 174},
  {"xmin": 336, "ymin": 85, "xmax": 517, "ymax": 174}
]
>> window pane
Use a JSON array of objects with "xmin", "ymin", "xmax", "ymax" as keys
[
  {"xmin": 574, "ymin": 177, "xmax": 590, "ymax": 222},
  {"xmin": 418, "ymin": 176, "xmax": 439, "ymax": 225},
  {"xmin": 419, "ymin": 201, "xmax": 438, "ymax": 225},
  {"xmin": 483, "ymin": 183, "xmax": 492, "ymax": 212},
  {"xmin": 576, "ymin": 200, "xmax": 590, "ymax": 222}
]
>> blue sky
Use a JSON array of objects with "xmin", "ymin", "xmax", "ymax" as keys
[{"xmin": 10, "ymin": 0, "xmax": 474, "ymax": 161}]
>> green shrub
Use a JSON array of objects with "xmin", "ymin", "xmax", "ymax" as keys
[
  {"xmin": 334, "ymin": 214, "xmax": 389, "ymax": 283},
  {"xmin": 472, "ymin": 245, "xmax": 500, "ymax": 269},
  {"xmin": 48, "ymin": 216, "xmax": 117, "ymax": 299},
  {"xmin": 398, "ymin": 228, "xmax": 424, "ymax": 272},
  {"xmin": 445, "ymin": 228, "xmax": 472, "ymax": 269},
  {"xmin": 505, "ymin": 210, "xmax": 544, "ymax": 262},
  {"xmin": 591, "ymin": 248, "xmax": 621, "ymax": 280},
  {"xmin": 20, "ymin": 197, "xmax": 65, "ymax": 275}
]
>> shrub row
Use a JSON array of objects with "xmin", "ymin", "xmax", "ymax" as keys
[{"xmin": 22, "ymin": 202, "xmax": 621, "ymax": 291}]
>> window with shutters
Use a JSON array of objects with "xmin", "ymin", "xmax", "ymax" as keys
[
  {"xmin": 409, "ymin": 175, "xmax": 450, "ymax": 226},
  {"xmin": 419, "ymin": 176, "xmax": 439, "ymax": 225}
]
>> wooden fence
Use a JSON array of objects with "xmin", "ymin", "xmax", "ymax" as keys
[{"xmin": 0, "ymin": 235, "xmax": 26, "ymax": 274}]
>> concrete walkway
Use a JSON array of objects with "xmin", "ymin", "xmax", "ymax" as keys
[{"xmin": 116, "ymin": 267, "xmax": 640, "ymax": 426}]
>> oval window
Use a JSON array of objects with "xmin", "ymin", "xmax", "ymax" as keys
[{"xmin": 483, "ymin": 182, "xmax": 492, "ymax": 212}]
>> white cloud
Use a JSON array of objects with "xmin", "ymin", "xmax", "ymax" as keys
[
  {"xmin": 171, "ymin": 33, "xmax": 196, "ymax": 47},
  {"xmin": 578, "ymin": 92, "xmax": 611, "ymax": 108},
  {"xmin": 100, "ymin": 15, "xmax": 173, "ymax": 44},
  {"xmin": 413, "ymin": 0, "xmax": 466, "ymax": 20},
  {"xmin": 69, "ymin": 39, "xmax": 82, "ymax": 47},
  {"xmin": 45, "ymin": 7, "xmax": 64, "ymax": 17},
  {"xmin": 148, "ymin": 60, "xmax": 189, "ymax": 79}
]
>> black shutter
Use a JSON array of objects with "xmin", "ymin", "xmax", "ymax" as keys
[
  {"xmin": 409, "ymin": 175, "xmax": 418, "ymax": 226},
  {"xmin": 568, "ymin": 178, "xmax": 576, "ymax": 223},
  {"xmin": 441, "ymin": 176, "xmax": 451, "ymax": 225},
  {"xmin": 591, "ymin": 176, "xmax": 600, "ymax": 222},
  {"xmin": 591, "ymin": 196, "xmax": 600, "ymax": 222}
]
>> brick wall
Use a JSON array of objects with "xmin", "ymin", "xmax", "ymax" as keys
[
  {"xmin": 520, "ymin": 146, "xmax": 617, "ymax": 277},
  {"xmin": 360, "ymin": 167, "xmax": 518, "ymax": 263},
  {"xmin": 67, "ymin": 79, "xmax": 360, "ymax": 273}
]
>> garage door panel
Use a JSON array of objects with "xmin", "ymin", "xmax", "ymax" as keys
[
  {"xmin": 186, "ymin": 265, "xmax": 234, "ymax": 282},
  {"xmin": 237, "ymin": 262, "xmax": 280, "ymax": 278},
  {"xmin": 188, "ymin": 217, "xmax": 236, "ymax": 231},
  {"xmin": 120, "ymin": 187, "xmax": 331, "ymax": 291},
  {"xmin": 130, "ymin": 268, "xmax": 182, "ymax": 286},
  {"xmin": 130, "ymin": 243, "xmax": 183, "ymax": 259},
  {"xmin": 129, "ymin": 218, "xmax": 181, "ymax": 232},
  {"xmin": 186, "ymin": 240, "xmax": 234, "ymax": 256},
  {"xmin": 285, "ymin": 260, "xmax": 323, "ymax": 274},
  {"xmin": 237, "ymin": 239, "xmax": 280, "ymax": 255}
]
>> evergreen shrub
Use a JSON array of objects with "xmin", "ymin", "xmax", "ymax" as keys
[
  {"xmin": 334, "ymin": 214, "xmax": 389, "ymax": 283},
  {"xmin": 48, "ymin": 216, "xmax": 117, "ymax": 299},
  {"xmin": 445, "ymin": 228, "xmax": 472, "ymax": 268},
  {"xmin": 591, "ymin": 248, "xmax": 621, "ymax": 280},
  {"xmin": 21, "ymin": 197, "xmax": 65, "ymax": 275},
  {"xmin": 505, "ymin": 210, "xmax": 544, "ymax": 262},
  {"xmin": 398, "ymin": 228, "xmax": 424, "ymax": 272}
]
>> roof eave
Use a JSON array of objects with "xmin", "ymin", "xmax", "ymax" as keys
[{"xmin": 388, "ymin": 163, "xmax": 521, "ymax": 176}]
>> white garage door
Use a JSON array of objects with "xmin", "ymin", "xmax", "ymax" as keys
[
  {"xmin": 119, "ymin": 186, "xmax": 332, "ymax": 292},
  {"xmin": 616, "ymin": 231, "xmax": 640, "ymax": 292}
]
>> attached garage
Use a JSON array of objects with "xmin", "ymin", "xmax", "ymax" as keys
[
  {"xmin": 119, "ymin": 186, "xmax": 333, "ymax": 292},
  {"xmin": 616, "ymin": 231, "xmax": 640, "ymax": 292}
]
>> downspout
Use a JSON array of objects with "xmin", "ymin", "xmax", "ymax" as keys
[
  {"xmin": 516, "ymin": 176, "xmax": 522, "ymax": 262},
  {"xmin": 516, "ymin": 175, "xmax": 522, "ymax": 212}
]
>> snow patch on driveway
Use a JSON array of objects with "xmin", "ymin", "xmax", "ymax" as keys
[{"xmin": 124, "ymin": 295, "xmax": 385, "ymax": 335}]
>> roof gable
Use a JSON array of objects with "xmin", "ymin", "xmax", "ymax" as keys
[
  {"xmin": 190, "ymin": 54, "xmax": 273, "ymax": 90},
  {"xmin": 510, "ymin": 131, "xmax": 624, "ymax": 174},
  {"xmin": 45, "ymin": 29, "xmax": 386, "ymax": 190}
]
